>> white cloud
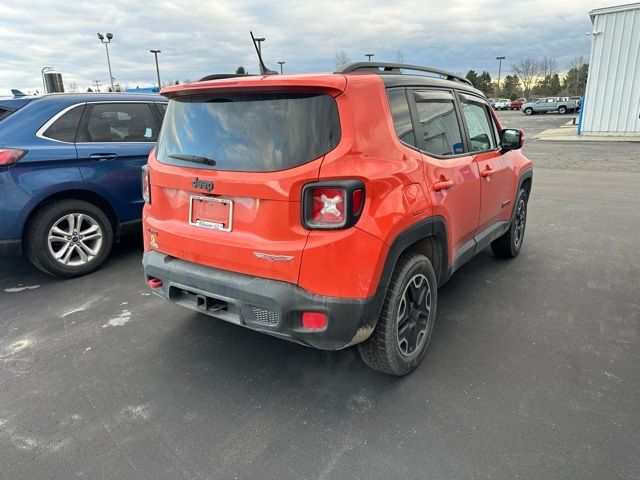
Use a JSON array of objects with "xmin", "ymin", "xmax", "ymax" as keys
[{"xmin": 0, "ymin": 0, "xmax": 613, "ymax": 94}]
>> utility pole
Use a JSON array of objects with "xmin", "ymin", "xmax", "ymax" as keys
[
  {"xmin": 496, "ymin": 56, "xmax": 505, "ymax": 94},
  {"xmin": 277, "ymin": 61, "xmax": 285, "ymax": 74},
  {"xmin": 365, "ymin": 53, "xmax": 374, "ymax": 62},
  {"xmin": 97, "ymin": 33, "xmax": 115, "ymax": 92},
  {"xmin": 93, "ymin": 80, "xmax": 101, "ymax": 92},
  {"xmin": 150, "ymin": 50, "xmax": 162, "ymax": 89}
]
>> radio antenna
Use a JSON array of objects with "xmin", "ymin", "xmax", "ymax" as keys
[{"xmin": 250, "ymin": 31, "xmax": 278, "ymax": 75}]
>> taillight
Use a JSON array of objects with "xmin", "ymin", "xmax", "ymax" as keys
[
  {"xmin": 312, "ymin": 188, "xmax": 345, "ymax": 224},
  {"xmin": 0, "ymin": 148, "xmax": 27, "ymax": 166},
  {"xmin": 302, "ymin": 180, "xmax": 365, "ymax": 230},
  {"xmin": 141, "ymin": 165, "xmax": 151, "ymax": 203}
]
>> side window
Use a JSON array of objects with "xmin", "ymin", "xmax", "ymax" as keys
[
  {"xmin": 413, "ymin": 91, "xmax": 463, "ymax": 157},
  {"xmin": 41, "ymin": 105, "xmax": 85, "ymax": 142},
  {"xmin": 77, "ymin": 103, "xmax": 159, "ymax": 143},
  {"xmin": 387, "ymin": 89, "xmax": 416, "ymax": 147},
  {"xmin": 460, "ymin": 95, "xmax": 496, "ymax": 152}
]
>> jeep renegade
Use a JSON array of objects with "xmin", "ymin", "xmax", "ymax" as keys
[{"xmin": 142, "ymin": 62, "xmax": 533, "ymax": 375}]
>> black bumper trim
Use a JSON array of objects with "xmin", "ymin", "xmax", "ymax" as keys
[
  {"xmin": 0, "ymin": 238, "xmax": 22, "ymax": 256},
  {"xmin": 142, "ymin": 251, "xmax": 383, "ymax": 350}
]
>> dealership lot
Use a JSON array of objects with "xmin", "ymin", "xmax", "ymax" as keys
[{"xmin": 1, "ymin": 111, "xmax": 638, "ymax": 479}]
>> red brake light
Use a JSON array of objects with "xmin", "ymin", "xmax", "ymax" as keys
[
  {"xmin": 311, "ymin": 188, "xmax": 345, "ymax": 224},
  {"xmin": 0, "ymin": 148, "xmax": 27, "ymax": 166},
  {"xmin": 302, "ymin": 312, "xmax": 328, "ymax": 330}
]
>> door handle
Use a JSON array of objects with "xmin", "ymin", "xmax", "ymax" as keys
[
  {"xmin": 433, "ymin": 179, "xmax": 454, "ymax": 191},
  {"xmin": 89, "ymin": 153, "xmax": 118, "ymax": 161},
  {"xmin": 481, "ymin": 167, "xmax": 494, "ymax": 178}
]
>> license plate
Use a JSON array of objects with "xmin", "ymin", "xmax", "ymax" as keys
[{"xmin": 189, "ymin": 195, "xmax": 233, "ymax": 232}]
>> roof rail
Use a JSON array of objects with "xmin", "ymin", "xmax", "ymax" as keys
[{"xmin": 337, "ymin": 62, "xmax": 473, "ymax": 86}]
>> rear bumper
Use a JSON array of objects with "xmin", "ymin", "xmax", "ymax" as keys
[{"xmin": 142, "ymin": 250, "xmax": 381, "ymax": 350}]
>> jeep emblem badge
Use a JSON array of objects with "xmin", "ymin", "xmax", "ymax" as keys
[{"xmin": 192, "ymin": 177, "xmax": 213, "ymax": 192}]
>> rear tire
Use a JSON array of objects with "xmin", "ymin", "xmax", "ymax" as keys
[
  {"xmin": 558, "ymin": 106, "xmax": 567, "ymax": 115},
  {"xmin": 358, "ymin": 253, "xmax": 437, "ymax": 376},
  {"xmin": 491, "ymin": 188, "xmax": 528, "ymax": 259},
  {"xmin": 26, "ymin": 199, "xmax": 113, "ymax": 278}
]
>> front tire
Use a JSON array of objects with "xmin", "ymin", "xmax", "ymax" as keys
[
  {"xmin": 558, "ymin": 106, "xmax": 567, "ymax": 115},
  {"xmin": 358, "ymin": 253, "xmax": 437, "ymax": 376},
  {"xmin": 25, "ymin": 199, "xmax": 113, "ymax": 278},
  {"xmin": 524, "ymin": 108, "xmax": 533, "ymax": 115},
  {"xmin": 491, "ymin": 189, "xmax": 528, "ymax": 258}
]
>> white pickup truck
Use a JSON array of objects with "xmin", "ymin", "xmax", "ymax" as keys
[{"xmin": 494, "ymin": 98, "xmax": 511, "ymax": 110}]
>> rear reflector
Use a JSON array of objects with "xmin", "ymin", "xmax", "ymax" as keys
[
  {"xmin": 302, "ymin": 312, "xmax": 328, "ymax": 330},
  {"xmin": 147, "ymin": 278, "xmax": 163, "ymax": 288},
  {"xmin": 0, "ymin": 148, "xmax": 27, "ymax": 166}
]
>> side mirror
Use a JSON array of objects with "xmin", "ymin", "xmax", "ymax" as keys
[{"xmin": 500, "ymin": 128, "xmax": 524, "ymax": 152}]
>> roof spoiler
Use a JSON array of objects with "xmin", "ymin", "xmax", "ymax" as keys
[
  {"xmin": 337, "ymin": 62, "xmax": 473, "ymax": 86},
  {"xmin": 11, "ymin": 89, "xmax": 27, "ymax": 97}
]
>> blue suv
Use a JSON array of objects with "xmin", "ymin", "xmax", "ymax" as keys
[{"xmin": 0, "ymin": 93, "xmax": 166, "ymax": 277}]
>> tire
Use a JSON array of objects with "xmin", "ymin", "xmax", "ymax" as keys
[
  {"xmin": 558, "ymin": 106, "xmax": 567, "ymax": 115},
  {"xmin": 358, "ymin": 253, "xmax": 437, "ymax": 376},
  {"xmin": 491, "ymin": 189, "xmax": 528, "ymax": 259},
  {"xmin": 25, "ymin": 199, "xmax": 114, "ymax": 278},
  {"xmin": 524, "ymin": 108, "xmax": 533, "ymax": 115}
]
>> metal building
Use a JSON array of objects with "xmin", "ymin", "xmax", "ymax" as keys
[{"xmin": 581, "ymin": 2, "xmax": 640, "ymax": 136}]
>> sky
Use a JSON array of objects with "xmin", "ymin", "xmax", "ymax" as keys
[{"xmin": 0, "ymin": 0, "xmax": 617, "ymax": 95}]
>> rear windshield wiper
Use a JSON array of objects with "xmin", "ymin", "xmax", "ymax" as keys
[{"xmin": 168, "ymin": 153, "xmax": 216, "ymax": 166}]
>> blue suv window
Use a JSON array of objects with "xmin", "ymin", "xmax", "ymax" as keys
[
  {"xmin": 42, "ymin": 105, "xmax": 85, "ymax": 142},
  {"xmin": 77, "ymin": 103, "xmax": 159, "ymax": 143}
]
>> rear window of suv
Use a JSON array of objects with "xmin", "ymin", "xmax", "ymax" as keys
[{"xmin": 156, "ymin": 92, "xmax": 340, "ymax": 172}]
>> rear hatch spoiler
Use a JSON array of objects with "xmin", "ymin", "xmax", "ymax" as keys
[{"xmin": 160, "ymin": 74, "xmax": 347, "ymax": 98}]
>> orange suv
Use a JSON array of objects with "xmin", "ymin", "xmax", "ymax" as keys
[{"xmin": 142, "ymin": 62, "xmax": 533, "ymax": 375}]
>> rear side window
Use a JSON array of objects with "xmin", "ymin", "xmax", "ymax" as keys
[
  {"xmin": 387, "ymin": 89, "xmax": 416, "ymax": 147},
  {"xmin": 460, "ymin": 95, "xmax": 497, "ymax": 152},
  {"xmin": 0, "ymin": 108, "xmax": 14, "ymax": 122},
  {"xmin": 156, "ymin": 92, "xmax": 340, "ymax": 172},
  {"xmin": 77, "ymin": 103, "xmax": 159, "ymax": 143},
  {"xmin": 413, "ymin": 91, "xmax": 463, "ymax": 157},
  {"xmin": 41, "ymin": 105, "xmax": 84, "ymax": 142}
]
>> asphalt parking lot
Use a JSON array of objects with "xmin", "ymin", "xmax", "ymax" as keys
[{"xmin": 1, "ymin": 110, "xmax": 639, "ymax": 479}]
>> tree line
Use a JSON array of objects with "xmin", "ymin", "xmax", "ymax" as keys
[{"xmin": 466, "ymin": 55, "xmax": 588, "ymax": 99}]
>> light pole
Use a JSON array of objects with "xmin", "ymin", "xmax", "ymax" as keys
[
  {"xmin": 41, "ymin": 66, "xmax": 53, "ymax": 94},
  {"xmin": 496, "ymin": 56, "xmax": 505, "ymax": 94},
  {"xmin": 97, "ymin": 32, "xmax": 115, "ymax": 92},
  {"xmin": 277, "ymin": 61, "xmax": 285, "ymax": 74},
  {"xmin": 254, "ymin": 36, "xmax": 265, "ymax": 55},
  {"xmin": 150, "ymin": 50, "xmax": 161, "ymax": 90},
  {"xmin": 365, "ymin": 53, "xmax": 374, "ymax": 62}
]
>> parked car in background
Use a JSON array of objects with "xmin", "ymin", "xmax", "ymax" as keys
[
  {"xmin": 0, "ymin": 93, "xmax": 167, "ymax": 277},
  {"xmin": 488, "ymin": 98, "xmax": 497, "ymax": 108},
  {"xmin": 494, "ymin": 98, "xmax": 511, "ymax": 110},
  {"xmin": 521, "ymin": 97, "xmax": 578, "ymax": 115},
  {"xmin": 510, "ymin": 98, "xmax": 526, "ymax": 110}
]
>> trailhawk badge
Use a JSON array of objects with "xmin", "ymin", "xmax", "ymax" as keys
[{"xmin": 253, "ymin": 252, "xmax": 294, "ymax": 262}]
